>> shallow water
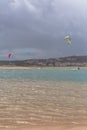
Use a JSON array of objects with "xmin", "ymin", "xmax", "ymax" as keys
[
  {"xmin": 0, "ymin": 68, "xmax": 87, "ymax": 128},
  {"xmin": 0, "ymin": 68, "xmax": 87, "ymax": 82}
]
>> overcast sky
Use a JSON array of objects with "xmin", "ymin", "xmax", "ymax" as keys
[{"xmin": 0, "ymin": 0, "xmax": 87, "ymax": 60}]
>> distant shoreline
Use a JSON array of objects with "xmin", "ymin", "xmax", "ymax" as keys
[
  {"xmin": 0, "ymin": 56, "xmax": 87, "ymax": 67},
  {"xmin": 0, "ymin": 66, "xmax": 86, "ymax": 69}
]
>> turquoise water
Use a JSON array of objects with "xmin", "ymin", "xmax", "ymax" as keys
[
  {"xmin": 0, "ymin": 68, "xmax": 87, "ymax": 128},
  {"xmin": 0, "ymin": 68, "xmax": 87, "ymax": 82}
]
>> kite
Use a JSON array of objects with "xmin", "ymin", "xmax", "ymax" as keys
[
  {"xmin": 8, "ymin": 53, "xmax": 12, "ymax": 59},
  {"xmin": 64, "ymin": 35, "xmax": 71, "ymax": 45}
]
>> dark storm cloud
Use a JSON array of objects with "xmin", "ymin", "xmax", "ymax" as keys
[{"xmin": 0, "ymin": 0, "xmax": 87, "ymax": 59}]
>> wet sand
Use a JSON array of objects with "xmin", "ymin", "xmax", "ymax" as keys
[
  {"xmin": 19, "ymin": 126, "xmax": 87, "ymax": 130},
  {"xmin": 0, "ymin": 126, "xmax": 87, "ymax": 130}
]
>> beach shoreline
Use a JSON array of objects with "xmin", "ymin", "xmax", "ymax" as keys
[
  {"xmin": 0, "ymin": 66, "xmax": 87, "ymax": 69},
  {"xmin": 0, "ymin": 66, "xmax": 86, "ymax": 130}
]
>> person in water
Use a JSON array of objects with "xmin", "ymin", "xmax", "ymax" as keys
[{"xmin": 78, "ymin": 67, "xmax": 80, "ymax": 70}]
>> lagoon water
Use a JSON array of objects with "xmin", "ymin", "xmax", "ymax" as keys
[{"xmin": 0, "ymin": 68, "xmax": 87, "ymax": 128}]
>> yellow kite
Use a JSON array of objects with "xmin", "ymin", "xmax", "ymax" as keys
[{"xmin": 64, "ymin": 35, "xmax": 71, "ymax": 45}]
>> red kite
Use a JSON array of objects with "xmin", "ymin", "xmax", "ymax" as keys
[{"xmin": 8, "ymin": 53, "xmax": 12, "ymax": 58}]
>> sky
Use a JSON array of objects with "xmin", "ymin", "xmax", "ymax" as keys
[{"xmin": 0, "ymin": 0, "xmax": 87, "ymax": 60}]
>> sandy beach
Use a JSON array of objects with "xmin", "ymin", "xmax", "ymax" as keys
[
  {"xmin": 0, "ymin": 66, "xmax": 87, "ymax": 130},
  {"xmin": 19, "ymin": 126, "xmax": 87, "ymax": 130},
  {"xmin": 18, "ymin": 126, "xmax": 87, "ymax": 130},
  {"xmin": 0, "ymin": 126, "xmax": 87, "ymax": 130}
]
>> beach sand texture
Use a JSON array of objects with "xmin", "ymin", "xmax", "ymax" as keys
[
  {"xmin": 0, "ymin": 67, "xmax": 87, "ymax": 130},
  {"xmin": 0, "ymin": 126, "xmax": 87, "ymax": 130}
]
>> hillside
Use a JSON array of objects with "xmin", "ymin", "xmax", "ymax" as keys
[{"xmin": 0, "ymin": 56, "xmax": 87, "ymax": 67}]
